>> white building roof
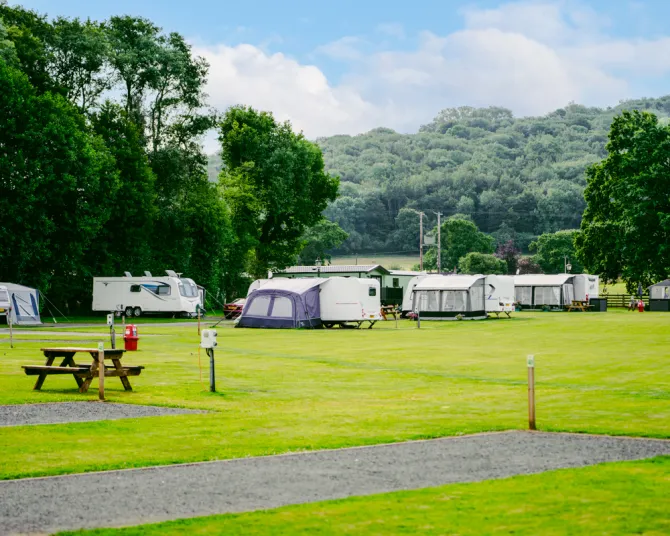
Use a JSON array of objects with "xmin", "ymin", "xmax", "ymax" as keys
[
  {"xmin": 275, "ymin": 265, "xmax": 390, "ymax": 275},
  {"xmin": 251, "ymin": 278, "xmax": 327, "ymax": 294},
  {"xmin": 514, "ymin": 274, "xmax": 574, "ymax": 286},
  {"xmin": 388, "ymin": 270, "xmax": 426, "ymax": 276},
  {"xmin": 414, "ymin": 275, "xmax": 485, "ymax": 291}
]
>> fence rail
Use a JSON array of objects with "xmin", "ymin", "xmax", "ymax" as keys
[{"xmin": 604, "ymin": 294, "xmax": 649, "ymax": 308}]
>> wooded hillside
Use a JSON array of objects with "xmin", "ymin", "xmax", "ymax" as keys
[{"xmin": 211, "ymin": 97, "xmax": 670, "ymax": 255}]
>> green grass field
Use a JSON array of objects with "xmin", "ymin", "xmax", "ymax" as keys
[
  {"xmin": 1, "ymin": 310, "xmax": 669, "ymax": 482},
  {"xmin": 58, "ymin": 456, "xmax": 670, "ymax": 535}
]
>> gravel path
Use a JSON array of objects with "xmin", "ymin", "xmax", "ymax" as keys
[
  {"xmin": 0, "ymin": 402, "xmax": 204, "ymax": 427},
  {"xmin": 1, "ymin": 431, "xmax": 669, "ymax": 535}
]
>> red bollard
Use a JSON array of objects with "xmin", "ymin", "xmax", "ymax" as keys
[{"xmin": 638, "ymin": 300, "xmax": 645, "ymax": 313}]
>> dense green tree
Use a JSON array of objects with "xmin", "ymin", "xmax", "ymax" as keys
[
  {"xmin": 458, "ymin": 252, "xmax": 507, "ymax": 275},
  {"xmin": 0, "ymin": 18, "xmax": 18, "ymax": 66},
  {"xmin": 50, "ymin": 17, "xmax": 109, "ymax": 113},
  {"xmin": 0, "ymin": 60, "xmax": 118, "ymax": 298},
  {"xmin": 298, "ymin": 220, "xmax": 348, "ymax": 264},
  {"xmin": 576, "ymin": 111, "xmax": 670, "ymax": 289},
  {"xmin": 218, "ymin": 106, "xmax": 339, "ymax": 276},
  {"xmin": 87, "ymin": 102, "xmax": 156, "ymax": 276},
  {"xmin": 425, "ymin": 218, "xmax": 495, "ymax": 271},
  {"xmin": 529, "ymin": 230, "xmax": 583, "ymax": 274}
]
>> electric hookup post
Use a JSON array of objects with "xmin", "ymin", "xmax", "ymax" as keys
[
  {"xmin": 107, "ymin": 313, "xmax": 116, "ymax": 349},
  {"xmin": 201, "ymin": 329, "xmax": 218, "ymax": 392}
]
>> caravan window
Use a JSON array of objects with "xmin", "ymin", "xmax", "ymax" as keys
[
  {"xmin": 142, "ymin": 284, "xmax": 171, "ymax": 296},
  {"xmin": 130, "ymin": 285, "xmax": 141, "ymax": 293},
  {"xmin": 270, "ymin": 296, "xmax": 293, "ymax": 318},
  {"xmin": 247, "ymin": 295, "xmax": 271, "ymax": 316},
  {"xmin": 369, "ymin": 287, "xmax": 377, "ymax": 297},
  {"xmin": 178, "ymin": 279, "xmax": 199, "ymax": 298}
]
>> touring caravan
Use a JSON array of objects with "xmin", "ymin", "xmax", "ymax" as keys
[
  {"xmin": 320, "ymin": 277, "xmax": 381, "ymax": 327},
  {"xmin": 484, "ymin": 275, "xmax": 515, "ymax": 316},
  {"xmin": 237, "ymin": 277, "xmax": 381, "ymax": 329},
  {"xmin": 92, "ymin": 270, "xmax": 203, "ymax": 317}
]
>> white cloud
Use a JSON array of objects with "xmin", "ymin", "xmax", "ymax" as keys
[
  {"xmin": 197, "ymin": 1, "xmax": 670, "ymax": 151},
  {"xmin": 196, "ymin": 43, "xmax": 384, "ymax": 149},
  {"xmin": 376, "ymin": 22, "xmax": 405, "ymax": 39},
  {"xmin": 314, "ymin": 36, "xmax": 364, "ymax": 61}
]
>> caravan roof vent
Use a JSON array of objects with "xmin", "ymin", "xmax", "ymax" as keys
[
  {"xmin": 124, "ymin": 272, "xmax": 132, "ymax": 277},
  {"xmin": 165, "ymin": 270, "xmax": 178, "ymax": 277},
  {"xmin": 144, "ymin": 271, "xmax": 152, "ymax": 277}
]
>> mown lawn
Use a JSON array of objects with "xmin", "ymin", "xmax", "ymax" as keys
[
  {"xmin": 1, "ymin": 310, "xmax": 669, "ymax": 480},
  {"xmin": 59, "ymin": 456, "xmax": 670, "ymax": 535}
]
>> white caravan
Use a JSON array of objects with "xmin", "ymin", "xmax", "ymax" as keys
[
  {"xmin": 319, "ymin": 277, "xmax": 381, "ymax": 327},
  {"xmin": 573, "ymin": 274, "xmax": 599, "ymax": 301},
  {"xmin": 484, "ymin": 275, "xmax": 515, "ymax": 316},
  {"xmin": 92, "ymin": 270, "xmax": 202, "ymax": 317},
  {"xmin": 0, "ymin": 286, "xmax": 10, "ymax": 322}
]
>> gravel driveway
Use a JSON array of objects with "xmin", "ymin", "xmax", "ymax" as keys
[
  {"xmin": 0, "ymin": 402, "xmax": 204, "ymax": 427},
  {"xmin": 1, "ymin": 431, "xmax": 669, "ymax": 535}
]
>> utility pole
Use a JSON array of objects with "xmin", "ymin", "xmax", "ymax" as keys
[
  {"xmin": 419, "ymin": 211, "xmax": 424, "ymax": 271},
  {"xmin": 436, "ymin": 212, "xmax": 442, "ymax": 274}
]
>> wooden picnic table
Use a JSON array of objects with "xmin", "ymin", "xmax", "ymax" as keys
[
  {"xmin": 566, "ymin": 300, "xmax": 593, "ymax": 312},
  {"xmin": 22, "ymin": 347, "xmax": 144, "ymax": 393},
  {"xmin": 380, "ymin": 305, "xmax": 400, "ymax": 320}
]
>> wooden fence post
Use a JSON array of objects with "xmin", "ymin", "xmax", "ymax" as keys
[{"xmin": 527, "ymin": 355, "xmax": 536, "ymax": 430}]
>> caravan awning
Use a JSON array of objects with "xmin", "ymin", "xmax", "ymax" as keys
[{"xmin": 414, "ymin": 275, "xmax": 485, "ymax": 291}]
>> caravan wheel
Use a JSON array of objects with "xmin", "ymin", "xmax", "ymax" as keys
[
  {"xmin": 124, "ymin": 306, "xmax": 133, "ymax": 317},
  {"xmin": 133, "ymin": 307, "xmax": 142, "ymax": 317}
]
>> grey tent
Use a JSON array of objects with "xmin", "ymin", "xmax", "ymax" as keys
[
  {"xmin": 237, "ymin": 278, "xmax": 324, "ymax": 329},
  {"xmin": 0, "ymin": 283, "xmax": 42, "ymax": 325}
]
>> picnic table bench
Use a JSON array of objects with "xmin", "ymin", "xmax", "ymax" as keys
[
  {"xmin": 22, "ymin": 347, "xmax": 144, "ymax": 393},
  {"xmin": 566, "ymin": 300, "xmax": 593, "ymax": 312}
]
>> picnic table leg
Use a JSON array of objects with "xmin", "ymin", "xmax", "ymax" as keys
[
  {"xmin": 80, "ymin": 357, "xmax": 97, "ymax": 393},
  {"xmin": 59, "ymin": 353, "xmax": 84, "ymax": 389},
  {"xmin": 112, "ymin": 358, "xmax": 133, "ymax": 391},
  {"xmin": 34, "ymin": 353, "xmax": 56, "ymax": 390}
]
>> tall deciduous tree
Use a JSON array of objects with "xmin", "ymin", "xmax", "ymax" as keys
[
  {"xmin": 0, "ymin": 60, "xmax": 118, "ymax": 297},
  {"xmin": 219, "ymin": 106, "xmax": 340, "ymax": 276},
  {"xmin": 530, "ymin": 230, "xmax": 583, "ymax": 274},
  {"xmin": 576, "ymin": 110, "xmax": 670, "ymax": 289},
  {"xmin": 50, "ymin": 17, "xmax": 109, "ymax": 113}
]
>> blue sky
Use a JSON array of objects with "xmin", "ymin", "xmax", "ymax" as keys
[{"xmin": 12, "ymin": 1, "xmax": 670, "ymax": 147}]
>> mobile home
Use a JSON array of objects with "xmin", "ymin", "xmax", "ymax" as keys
[
  {"xmin": 412, "ymin": 275, "xmax": 487, "ymax": 320},
  {"xmin": 92, "ymin": 270, "xmax": 203, "ymax": 317},
  {"xmin": 238, "ymin": 277, "xmax": 381, "ymax": 329}
]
